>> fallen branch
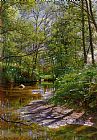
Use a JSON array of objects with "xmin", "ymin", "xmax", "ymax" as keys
[{"xmin": 0, "ymin": 116, "xmax": 30, "ymax": 127}]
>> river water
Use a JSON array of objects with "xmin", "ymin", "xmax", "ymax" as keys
[{"xmin": 0, "ymin": 82, "xmax": 97, "ymax": 140}]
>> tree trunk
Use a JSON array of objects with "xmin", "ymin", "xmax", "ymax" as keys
[
  {"xmin": 1, "ymin": 1, "xmax": 8, "ymax": 84},
  {"xmin": 88, "ymin": 0, "xmax": 97, "ymax": 32},
  {"xmin": 81, "ymin": 0, "xmax": 87, "ymax": 64},
  {"xmin": 85, "ymin": 0, "xmax": 95, "ymax": 64}
]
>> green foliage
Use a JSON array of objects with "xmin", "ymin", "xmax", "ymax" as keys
[
  {"xmin": 52, "ymin": 66, "xmax": 97, "ymax": 110},
  {"xmin": 3, "ymin": 66, "xmax": 18, "ymax": 82},
  {"xmin": 40, "ymin": 74, "xmax": 53, "ymax": 80},
  {"xmin": 47, "ymin": 9, "xmax": 84, "ymax": 78}
]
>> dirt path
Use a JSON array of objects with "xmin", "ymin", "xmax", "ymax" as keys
[{"xmin": 17, "ymin": 92, "xmax": 95, "ymax": 128}]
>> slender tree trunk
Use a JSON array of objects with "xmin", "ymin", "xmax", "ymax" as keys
[
  {"xmin": 88, "ymin": 0, "xmax": 97, "ymax": 32},
  {"xmin": 32, "ymin": 15, "xmax": 39, "ymax": 74},
  {"xmin": 1, "ymin": 1, "xmax": 8, "ymax": 84},
  {"xmin": 85, "ymin": 0, "xmax": 95, "ymax": 64},
  {"xmin": 81, "ymin": 0, "xmax": 87, "ymax": 64}
]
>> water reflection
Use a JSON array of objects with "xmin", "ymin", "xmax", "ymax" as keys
[{"xmin": 0, "ymin": 82, "xmax": 97, "ymax": 140}]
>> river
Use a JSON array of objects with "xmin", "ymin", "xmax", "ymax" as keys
[{"xmin": 0, "ymin": 82, "xmax": 97, "ymax": 140}]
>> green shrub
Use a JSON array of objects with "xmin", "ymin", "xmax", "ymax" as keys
[{"xmin": 52, "ymin": 66, "xmax": 97, "ymax": 110}]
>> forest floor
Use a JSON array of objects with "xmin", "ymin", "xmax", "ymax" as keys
[{"xmin": 17, "ymin": 92, "xmax": 97, "ymax": 129}]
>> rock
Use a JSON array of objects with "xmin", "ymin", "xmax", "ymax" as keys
[{"xmin": 19, "ymin": 84, "xmax": 25, "ymax": 89}]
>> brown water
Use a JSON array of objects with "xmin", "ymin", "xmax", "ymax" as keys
[{"xmin": 0, "ymin": 82, "xmax": 97, "ymax": 140}]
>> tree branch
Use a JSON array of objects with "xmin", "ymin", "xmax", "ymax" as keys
[{"xmin": 0, "ymin": 116, "xmax": 29, "ymax": 126}]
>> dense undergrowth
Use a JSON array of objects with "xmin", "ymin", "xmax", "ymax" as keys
[
  {"xmin": 0, "ymin": 63, "xmax": 54, "ymax": 84},
  {"xmin": 51, "ymin": 66, "xmax": 97, "ymax": 110}
]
